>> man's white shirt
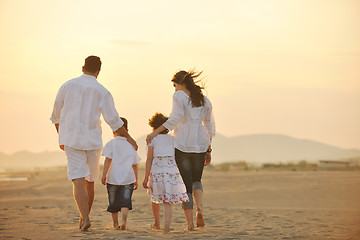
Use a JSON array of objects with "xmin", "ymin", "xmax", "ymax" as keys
[{"xmin": 50, "ymin": 74, "xmax": 123, "ymax": 150}]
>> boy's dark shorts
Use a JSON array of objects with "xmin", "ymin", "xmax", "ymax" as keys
[{"xmin": 106, "ymin": 183, "xmax": 134, "ymax": 213}]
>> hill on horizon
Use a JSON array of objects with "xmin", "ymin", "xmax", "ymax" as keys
[
  {"xmin": 136, "ymin": 133, "xmax": 360, "ymax": 165},
  {"xmin": 211, "ymin": 134, "xmax": 360, "ymax": 164},
  {"xmin": 1, "ymin": 133, "xmax": 359, "ymax": 170}
]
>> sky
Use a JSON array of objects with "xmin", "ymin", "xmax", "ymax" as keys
[{"xmin": 0, "ymin": 0, "xmax": 359, "ymax": 154}]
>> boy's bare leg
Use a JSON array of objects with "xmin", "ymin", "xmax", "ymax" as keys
[
  {"xmin": 151, "ymin": 202, "xmax": 160, "ymax": 229},
  {"xmin": 184, "ymin": 209, "xmax": 194, "ymax": 231},
  {"xmin": 79, "ymin": 180, "xmax": 95, "ymax": 228},
  {"xmin": 163, "ymin": 203, "xmax": 172, "ymax": 233},
  {"xmin": 72, "ymin": 178, "xmax": 91, "ymax": 231},
  {"xmin": 111, "ymin": 212, "xmax": 120, "ymax": 229},
  {"xmin": 194, "ymin": 189, "xmax": 205, "ymax": 227},
  {"xmin": 120, "ymin": 207, "xmax": 129, "ymax": 230}
]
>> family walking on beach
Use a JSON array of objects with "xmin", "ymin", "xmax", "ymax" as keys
[{"xmin": 50, "ymin": 56, "xmax": 216, "ymax": 233}]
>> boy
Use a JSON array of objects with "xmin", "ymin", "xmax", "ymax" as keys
[{"xmin": 101, "ymin": 117, "xmax": 141, "ymax": 230}]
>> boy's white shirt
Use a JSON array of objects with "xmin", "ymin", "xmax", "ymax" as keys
[{"xmin": 102, "ymin": 136, "xmax": 141, "ymax": 185}]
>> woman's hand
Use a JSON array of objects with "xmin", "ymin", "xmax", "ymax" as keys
[
  {"xmin": 146, "ymin": 132, "xmax": 156, "ymax": 145},
  {"xmin": 205, "ymin": 152, "xmax": 211, "ymax": 166}
]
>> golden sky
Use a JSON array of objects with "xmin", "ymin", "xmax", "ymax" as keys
[{"xmin": 0, "ymin": 0, "xmax": 359, "ymax": 154}]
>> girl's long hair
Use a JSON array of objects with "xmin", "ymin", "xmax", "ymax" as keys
[{"xmin": 171, "ymin": 69, "xmax": 205, "ymax": 107}]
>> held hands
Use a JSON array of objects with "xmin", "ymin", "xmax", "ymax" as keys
[
  {"xmin": 142, "ymin": 176, "xmax": 153, "ymax": 192},
  {"xmin": 101, "ymin": 175, "xmax": 106, "ymax": 185},
  {"xmin": 142, "ymin": 177, "xmax": 148, "ymax": 189}
]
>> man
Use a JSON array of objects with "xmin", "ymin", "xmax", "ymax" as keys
[{"xmin": 50, "ymin": 56, "xmax": 138, "ymax": 231}]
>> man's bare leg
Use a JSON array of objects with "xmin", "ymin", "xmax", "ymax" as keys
[
  {"xmin": 194, "ymin": 189, "xmax": 205, "ymax": 227},
  {"xmin": 85, "ymin": 180, "xmax": 95, "ymax": 213},
  {"xmin": 79, "ymin": 180, "xmax": 95, "ymax": 228},
  {"xmin": 72, "ymin": 178, "xmax": 91, "ymax": 231}
]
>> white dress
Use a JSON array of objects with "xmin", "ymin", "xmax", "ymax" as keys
[{"xmin": 148, "ymin": 134, "xmax": 189, "ymax": 204}]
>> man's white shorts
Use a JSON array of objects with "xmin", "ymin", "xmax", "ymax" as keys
[{"xmin": 64, "ymin": 146, "xmax": 101, "ymax": 182}]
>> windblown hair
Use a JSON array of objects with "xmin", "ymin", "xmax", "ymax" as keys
[
  {"xmin": 171, "ymin": 69, "xmax": 205, "ymax": 107},
  {"xmin": 84, "ymin": 55, "xmax": 101, "ymax": 73},
  {"xmin": 148, "ymin": 113, "xmax": 169, "ymax": 134}
]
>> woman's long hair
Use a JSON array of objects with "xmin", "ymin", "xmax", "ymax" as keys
[{"xmin": 171, "ymin": 69, "xmax": 205, "ymax": 107}]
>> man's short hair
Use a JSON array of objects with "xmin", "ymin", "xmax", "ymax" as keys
[{"xmin": 84, "ymin": 56, "xmax": 101, "ymax": 73}]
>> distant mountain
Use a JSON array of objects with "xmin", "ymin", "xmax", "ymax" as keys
[
  {"xmin": 136, "ymin": 133, "xmax": 360, "ymax": 165},
  {"xmin": 0, "ymin": 151, "xmax": 67, "ymax": 170},
  {"xmin": 1, "ymin": 134, "xmax": 359, "ymax": 170},
  {"xmin": 210, "ymin": 134, "xmax": 360, "ymax": 164}
]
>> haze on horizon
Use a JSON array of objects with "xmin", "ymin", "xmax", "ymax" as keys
[{"xmin": 0, "ymin": 0, "xmax": 359, "ymax": 154}]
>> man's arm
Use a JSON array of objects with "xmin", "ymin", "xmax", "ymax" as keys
[
  {"xmin": 115, "ymin": 126, "xmax": 138, "ymax": 151},
  {"xmin": 55, "ymin": 123, "xmax": 59, "ymax": 133},
  {"xmin": 54, "ymin": 124, "xmax": 64, "ymax": 151},
  {"xmin": 51, "ymin": 85, "xmax": 65, "ymax": 151}
]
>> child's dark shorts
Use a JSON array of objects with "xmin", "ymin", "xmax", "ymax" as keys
[{"xmin": 106, "ymin": 183, "xmax": 134, "ymax": 213}]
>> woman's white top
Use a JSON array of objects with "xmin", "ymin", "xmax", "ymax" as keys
[
  {"xmin": 148, "ymin": 134, "xmax": 175, "ymax": 157},
  {"xmin": 162, "ymin": 91, "xmax": 215, "ymax": 153},
  {"xmin": 102, "ymin": 136, "xmax": 141, "ymax": 185}
]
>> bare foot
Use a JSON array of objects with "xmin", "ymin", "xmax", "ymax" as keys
[
  {"xmin": 196, "ymin": 211, "xmax": 205, "ymax": 227},
  {"xmin": 113, "ymin": 222, "xmax": 120, "ymax": 230},
  {"xmin": 150, "ymin": 223, "xmax": 160, "ymax": 230},
  {"xmin": 120, "ymin": 223, "xmax": 126, "ymax": 230},
  {"xmin": 79, "ymin": 217, "xmax": 82, "ymax": 229},
  {"xmin": 184, "ymin": 225, "xmax": 195, "ymax": 232},
  {"xmin": 80, "ymin": 218, "xmax": 91, "ymax": 231}
]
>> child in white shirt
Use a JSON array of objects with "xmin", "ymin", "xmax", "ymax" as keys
[
  {"xmin": 142, "ymin": 113, "xmax": 188, "ymax": 233},
  {"xmin": 102, "ymin": 118, "xmax": 141, "ymax": 230}
]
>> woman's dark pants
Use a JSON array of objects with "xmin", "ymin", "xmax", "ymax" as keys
[{"xmin": 175, "ymin": 148, "xmax": 206, "ymax": 210}]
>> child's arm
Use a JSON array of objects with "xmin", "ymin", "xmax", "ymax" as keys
[
  {"xmin": 142, "ymin": 146, "xmax": 154, "ymax": 189},
  {"xmin": 132, "ymin": 164, "xmax": 138, "ymax": 190},
  {"xmin": 101, "ymin": 157, "xmax": 112, "ymax": 185}
]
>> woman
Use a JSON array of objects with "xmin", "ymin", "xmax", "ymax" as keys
[{"xmin": 146, "ymin": 69, "xmax": 215, "ymax": 231}]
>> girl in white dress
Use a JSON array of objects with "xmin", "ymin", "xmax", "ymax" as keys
[{"xmin": 142, "ymin": 113, "xmax": 189, "ymax": 233}]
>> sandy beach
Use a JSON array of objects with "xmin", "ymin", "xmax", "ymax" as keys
[{"xmin": 1, "ymin": 167, "xmax": 360, "ymax": 240}]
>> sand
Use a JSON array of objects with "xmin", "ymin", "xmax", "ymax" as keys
[{"xmin": 1, "ymin": 167, "xmax": 360, "ymax": 240}]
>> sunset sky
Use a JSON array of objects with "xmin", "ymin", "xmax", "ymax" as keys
[{"xmin": 0, "ymin": 0, "xmax": 359, "ymax": 154}]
